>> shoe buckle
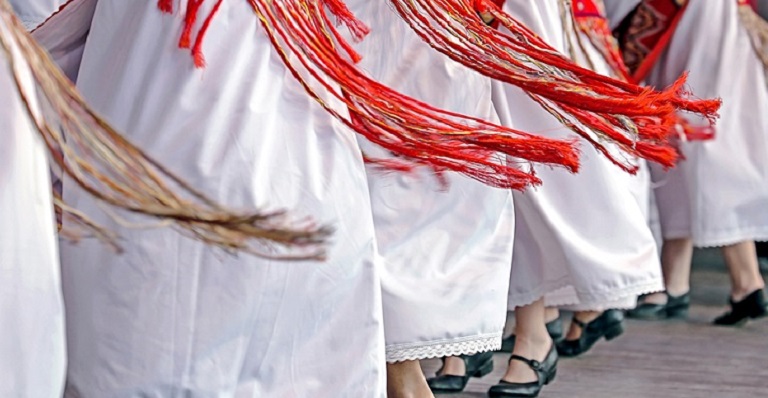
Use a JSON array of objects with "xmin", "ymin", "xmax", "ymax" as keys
[{"xmin": 529, "ymin": 360, "xmax": 543, "ymax": 372}]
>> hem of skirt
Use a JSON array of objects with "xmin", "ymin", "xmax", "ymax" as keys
[
  {"xmin": 663, "ymin": 228, "xmax": 768, "ymax": 248},
  {"xmin": 545, "ymin": 281, "xmax": 665, "ymax": 311},
  {"xmin": 508, "ymin": 279, "xmax": 664, "ymax": 311},
  {"xmin": 385, "ymin": 332, "xmax": 502, "ymax": 363},
  {"xmin": 507, "ymin": 276, "xmax": 573, "ymax": 310}
]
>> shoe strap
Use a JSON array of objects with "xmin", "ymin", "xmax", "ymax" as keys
[
  {"xmin": 509, "ymin": 354, "xmax": 544, "ymax": 373},
  {"xmin": 571, "ymin": 317, "xmax": 588, "ymax": 329}
]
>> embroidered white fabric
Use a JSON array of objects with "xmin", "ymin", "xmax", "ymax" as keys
[{"xmin": 386, "ymin": 333, "xmax": 503, "ymax": 363}]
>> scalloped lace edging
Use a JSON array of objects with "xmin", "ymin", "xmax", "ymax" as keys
[{"xmin": 385, "ymin": 332, "xmax": 502, "ymax": 363}]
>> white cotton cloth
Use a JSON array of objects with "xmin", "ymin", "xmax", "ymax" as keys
[
  {"xmin": 0, "ymin": 17, "xmax": 66, "ymax": 398},
  {"xmin": 646, "ymin": 0, "xmax": 768, "ymax": 247},
  {"xmin": 497, "ymin": 0, "xmax": 663, "ymax": 311},
  {"xmin": 345, "ymin": 0, "xmax": 515, "ymax": 362},
  {"xmin": 55, "ymin": 1, "xmax": 386, "ymax": 396},
  {"xmin": 8, "ymin": 0, "xmax": 63, "ymax": 29}
]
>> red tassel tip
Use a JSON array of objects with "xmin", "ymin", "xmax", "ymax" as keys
[
  {"xmin": 190, "ymin": 0, "xmax": 224, "ymax": 68},
  {"xmin": 158, "ymin": 0, "xmax": 174, "ymax": 13},
  {"xmin": 179, "ymin": 0, "xmax": 204, "ymax": 49},
  {"xmin": 323, "ymin": 0, "xmax": 370, "ymax": 41}
]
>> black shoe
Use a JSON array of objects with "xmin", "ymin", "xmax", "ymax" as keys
[
  {"xmin": 487, "ymin": 344, "xmax": 558, "ymax": 398},
  {"xmin": 626, "ymin": 292, "xmax": 690, "ymax": 320},
  {"xmin": 713, "ymin": 289, "xmax": 768, "ymax": 326},
  {"xmin": 556, "ymin": 309, "xmax": 624, "ymax": 358},
  {"xmin": 499, "ymin": 318, "xmax": 564, "ymax": 353},
  {"xmin": 427, "ymin": 351, "xmax": 494, "ymax": 393}
]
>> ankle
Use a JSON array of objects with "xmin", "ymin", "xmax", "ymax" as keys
[
  {"xmin": 438, "ymin": 356, "xmax": 466, "ymax": 377},
  {"xmin": 731, "ymin": 284, "xmax": 765, "ymax": 302},
  {"xmin": 665, "ymin": 286, "xmax": 690, "ymax": 297},
  {"xmin": 544, "ymin": 307, "xmax": 560, "ymax": 323},
  {"xmin": 387, "ymin": 361, "xmax": 434, "ymax": 398},
  {"xmin": 573, "ymin": 311, "xmax": 600, "ymax": 323},
  {"xmin": 641, "ymin": 292, "xmax": 669, "ymax": 305}
]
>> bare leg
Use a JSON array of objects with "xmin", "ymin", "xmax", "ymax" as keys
[
  {"xmin": 722, "ymin": 241, "xmax": 765, "ymax": 301},
  {"xmin": 544, "ymin": 307, "xmax": 560, "ymax": 323},
  {"xmin": 387, "ymin": 361, "xmax": 435, "ymax": 398},
  {"xmin": 501, "ymin": 299, "xmax": 551, "ymax": 383},
  {"xmin": 437, "ymin": 356, "xmax": 465, "ymax": 377},
  {"xmin": 643, "ymin": 237, "xmax": 694, "ymax": 304}
]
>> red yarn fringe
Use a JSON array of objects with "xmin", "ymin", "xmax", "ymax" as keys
[
  {"xmin": 157, "ymin": 0, "xmax": 585, "ymax": 190},
  {"xmin": 389, "ymin": 0, "xmax": 722, "ymax": 171}
]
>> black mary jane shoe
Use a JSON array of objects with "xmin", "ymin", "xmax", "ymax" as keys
[
  {"xmin": 499, "ymin": 318, "xmax": 564, "ymax": 353},
  {"xmin": 556, "ymin": 309, "xmax": 625, "ymax": 358},
  {"xmin": 713, "ymin": 289, "xmax": 768, "ymax": 326},
  {"xmin": 427, "ymin": 351, "xmax": 494, "ymax": 394},
  {"xmin": 487, "ymin": 344, "xmax": 558, "ymax": 398},
  {"xmin": 626, "ymin": 292, "xmax": 690, "ymax": 320}
]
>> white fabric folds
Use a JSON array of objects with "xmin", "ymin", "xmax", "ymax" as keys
[
  {"xmin": 646, "ymin": 0, "xmax": 768, "ymax": 247},
  {"xmin": 345, "ymin": 0, "xmax": 514, "ymax": 363},
  {"xmin": 498, "ymin": 0, "xmax": 663, "ymax": 311},
  {"xmin": 53, "ymin": 1, "xmax": 386, "ymax": 396},
  {"xmin": 0, "ymin": 16, "xmax": 66, "ymax": 398}
]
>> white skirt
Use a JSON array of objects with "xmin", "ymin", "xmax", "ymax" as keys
[
  {"xmin": 498, "ymin": 0, "xmax": 663, "ymax": 312},
  {"xmin": 645, "ymin": 0, "xmax": 768, "ymax": 247},
  {"xmin": 0, "ymin": 19, "xmax": 66, "ymax": 397},
  {"xmin": 57, "ymin": 1, "xmax": 386, "ymax": 396},
  {"xmin": 346, "ymin": 0, "xmax": 515, "ymax": 362}
]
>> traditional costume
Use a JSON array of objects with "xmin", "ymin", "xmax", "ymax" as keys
[
  {"xmin": 346, "ymin": 0, "xmax": 515, "ymax": 362},
  {"xmin": 49, "ymin": 0, "xmax": 393, "ymax": 395},
  {"xmin": 3, "ymin": 1, "xmax": 314, "ymax": 395},
  {"xmin": 628, "ymin": 0, "xmax": 768, "ymax": 247},
  {"xmin": 498, "ymin": 0, "xmax": 664, "ymax": 312}
]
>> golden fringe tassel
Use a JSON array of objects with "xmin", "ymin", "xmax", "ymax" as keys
[{"xmin": 0, "ymin": 0, "xmax": 332, "ymax": 261}]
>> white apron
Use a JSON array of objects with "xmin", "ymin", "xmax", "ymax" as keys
[
  {"xmin": 346, "ymin": 0, "xmax": 515, "ymax": 362},
  {"xmin": 0, "ymin": 17, "xmax": 66, "ymax": 398},
  {"xmin": 57, "ymin": 1, "xmax": 386, "ymax": 396},
  {"xmin": 498, "ymin": 0, "xmax": 663, "ymax": 311},
  {"xmin": 646, "ymin": 0, "xmax": 768, "ymax": 247}
]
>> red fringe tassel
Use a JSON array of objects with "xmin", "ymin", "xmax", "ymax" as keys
[
  {"xmin": 156, "ymin": 0, "xmax": 590, "ymax": 190},
  {"xmin": 389, "ymin": 0, "xmax": 722, "ymax": 171}
]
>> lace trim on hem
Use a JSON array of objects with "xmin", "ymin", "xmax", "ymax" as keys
[
  {"xmin": 385, "ymin": 332, "xmax": 502, "ymax": 363},
  {"xmin": 508, "ymin": 279, "xmax": 664, "ymax": 311},
  {"xmin": 546, "ymin": 281, "xmax": 664, "ymax": 311}
]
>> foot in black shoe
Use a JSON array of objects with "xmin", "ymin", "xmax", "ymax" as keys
[
  {"xmin": 556, "ymin": 309, "xmax": 624, "ymax": 358},
  {"xmin": 427, "ymin": 351, "xmax": 494, "ymax": 394},
  {"xmin": 487, "ymin": 344, "xmax": 558, "ymax": 398},
  {"xmin": 499, "ymin": 318, "xmax": 564, "ymax": 353},
  {"xmin": 713, "ymin": 289, "xmax": 768, "ymax": 326},
  {"xmin": 626, "ymin": 292, "xmax": 690, "ymax": 320}
]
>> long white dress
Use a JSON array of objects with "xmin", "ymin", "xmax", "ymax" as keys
[
  {"xmin": 8, "ymin": 0, "xmax": 62, "ymax": 28},
  {"xmin": 0, "ymin": 16, "xmax": 66, "ymax": 398},
  {"xmin": 645, "ymin": 0, "xmax": 768, "ymax": 247},
  {"xmin": 498, "ymin": 0, "xmax": 663, "ymax": 311},
  {"xmin": 56, "ymin": 1, "xmax": 386, "ymax": 396},
  {"xmin": 346, "ymin": 0, "xmax": 515, "ymax": 362}
]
